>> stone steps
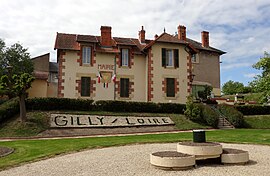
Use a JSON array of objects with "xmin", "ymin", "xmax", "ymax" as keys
[{"xmin": 218, "ymin": 117, "xmax": 234, "ymax": 129}]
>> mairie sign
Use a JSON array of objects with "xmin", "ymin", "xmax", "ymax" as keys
[{"xmin": 50, "ymin": 114, "xmax": 175, "ymax": 128}]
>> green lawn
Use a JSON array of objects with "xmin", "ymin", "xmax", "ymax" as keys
[{"xmin": 0, "ymin": 129, "xmax": 269, "ymax": 170}]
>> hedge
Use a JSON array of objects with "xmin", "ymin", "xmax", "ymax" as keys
[
  {"xmin": 26, "ymin": 98, "xmax": 186, "ymax": 114},
  {"xmin": 0, "ymin": 98, "xmax": 19, "ymax": 122},
  {"xmin": 218, "ymin": 104, "xmax": 244, "ymax": 127},
  {"xmin": 235, "ymin": 105, "xmax": 270, "ymax": 115}
]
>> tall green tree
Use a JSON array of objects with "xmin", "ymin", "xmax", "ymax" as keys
[
  {"xmin": 0, "ymin": 39, "xmax": 35, "ymax": 122},
  {"xmin": 222, "ymin": 80, "xmax": 245, "ymax": 95},
  {"xmin": 249, "ymin": 52, "xmax": 270, "ymax": 103},
  {"xmin": 0, "ymin": 39, "xmax": 33, "ymax": 77}
]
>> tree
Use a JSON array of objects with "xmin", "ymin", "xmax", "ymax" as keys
[
  {"xmin": 0, "ymin": 39, "xmax": 34, "ymax": 98},
  {"xmin": 0, "ymin": 39, "xmax": 35, "ymax": 122},
  {"xmin": 0, "ymin": 39, "xmax": 33, "ymax": 77},
  {"xmin": 222, "ymin": 80, "xmax": 245, "ymax": 95},
  {"xmin": 249, "ymin": 52, "xmax": 270, "ymax": 103},
  {"xmin": 0, "ymin": 73, "xmax": 34, "ymax": 122},
  {"xmin": 197, "ymin": 85, "xmax": 213, "ymax": 100}
]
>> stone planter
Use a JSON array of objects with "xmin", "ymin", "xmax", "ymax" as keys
[
  {"xmin": 221, "ymin": 148, "xmax": 249, "ymax": 164},
  {"xmin": 150, "ymin": 151, "xmax": 195, "ymax": 170},
  {"xmin": 177, "ymin": 142, "xmax": 222, "ymax": 160}
]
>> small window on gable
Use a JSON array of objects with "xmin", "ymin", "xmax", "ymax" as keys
[
  {"xmin": 162, "ymin": 48, "xmax": 179, "ymax": 68},
  {"xmin": 121, "ymin": 48, "xmax": 129, "ymax": 66},
  {"xmin": 82, "ymin": 46, "xmax": 91, "ymax": 64}
]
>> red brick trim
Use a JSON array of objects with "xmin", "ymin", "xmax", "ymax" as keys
[
  {"xmin": 147, "ymin": 48, "xmax": 154, "ymax": 101},
  {"xmin": 187, "ymin": 55, "xmax": 192, "ymax": 94},
  {"xmin": 115, "ymin": 78, "xmax": 134, "ymax": 98},
  {"xmin": 78, "ymin": 45, "xmax": 96, "ymax": 66},
  {"xmin": 162, "ymin": 78, "xmax": 179, "ymax": 97},
  {"xmin": 75, "ymin": 77, "xmax": 96, "ymax": 97},
  {"xmin": 58, "ymin": 50, "xmax": 65, "ymax": 97},
  {"xmin": 91, "ymin": 79, "xmax": 96, "ymax": 95}
]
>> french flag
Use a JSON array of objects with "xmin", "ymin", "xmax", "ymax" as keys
[
  {"xmin": 97, "ymin": 72, "xmax": 101, "ymax": 83},
  {"xmin": 111, "ymin": 74, "xmax": 116, "ymax": 83}
]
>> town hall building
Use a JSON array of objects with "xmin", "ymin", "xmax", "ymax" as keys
[{"xmin": 54, "ymin": 25, "xmax": 225, "ymax": 104}]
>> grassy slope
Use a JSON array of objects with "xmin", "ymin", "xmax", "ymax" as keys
[
  {"xmin": 0, "ymin": 111, "xmax": 209, "ymax": 137},
  {"xmin": 244, "ymin": 115, "xmax": 270, "ymax": 129},
  {"xmin": 0, "ymin": 129, "xmax": 269, "ymax": 170}
]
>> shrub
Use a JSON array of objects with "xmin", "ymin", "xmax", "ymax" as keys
[
  {"xmin": 199, "ymin": 104, "xmax": 219, "ymax": 128},
  {"xmin": 185, "ymin": 97, "xmax": 219, "ymax": 127},
  {"xmin": 0, "ymin": 98, "xmax": 19, "ymax": 122},
  {"xmin": 218, "ymin": 104, "xmax": 244, "ymax": 127},
  {"xmin": 235, "ymin": 105, "xmax": 270, "ymax": 115},
  {"xmin": 26, "ymin": 98, "xmax": 186, "ymax": 114},
  {"xmin": 26, "ymin": 98, "xmax": 95, "ymax": 111}
]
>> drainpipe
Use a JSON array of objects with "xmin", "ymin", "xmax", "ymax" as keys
[{"xmin": 114, "ymin": 56, "xmax": 116, "ymax": 100}]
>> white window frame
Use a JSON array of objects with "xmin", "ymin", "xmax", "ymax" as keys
[
  {"xmin": 82, "ymin": 46, "xmax": 91, "ymax": 64},
  {"xmin": 121, "ymin": 48, "xmax": 129, "ymax": 66},
  {"xmin": 191, "ymin": 54, "xmax": 197, "ymax": 63},
  {"xmin": 166, "ymin": 49, "xmax": 174, "ymax": 67}
]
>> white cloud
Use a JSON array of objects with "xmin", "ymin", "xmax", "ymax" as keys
[
  {"xmin": 244, "ymin": 73, "xmax": 257, "ymax": 78},
  {"xmin": 0, "ymin": 0, "xmax": 269, "ymax": 78}
]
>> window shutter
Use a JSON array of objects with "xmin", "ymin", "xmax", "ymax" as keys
[
  {"xmin": 128, "ymin": 49, "xmax": 131, "ymax": 68},
  {"xmin": 162, "ymin": 48, "xmax": 166, "ymax": 67},
  {"xmin": 120, "ymin": 49, "xmax": 123, "ymax": 66},
  {"xmin": 174, "ymin": 49, "xmax": 179, "ymax": 68}
]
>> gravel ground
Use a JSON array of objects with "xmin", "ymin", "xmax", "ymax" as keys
[{"xmin": 0, "ymin": 143, "xmax": 269, "ymax": 176}]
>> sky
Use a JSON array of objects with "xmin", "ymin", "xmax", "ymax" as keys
[{"xmin": 0, "ymin": 0, "xmax": 270, "ymax": 86}]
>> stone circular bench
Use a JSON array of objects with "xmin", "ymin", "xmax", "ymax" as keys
[
  {"xmin": 177, "ymin": 142, "xmax": 223, "ymax": 160},
  {"xmin": 221, "ymin": 148, "xmax": 249, "ymax": 164},
  {"xmin": 150, "ymin": 151, "xmax": 195, "ymax": 170}
]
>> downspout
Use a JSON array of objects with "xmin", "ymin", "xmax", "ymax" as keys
[{"xmin": 114, "ymin": 55, "xmax": 116, "ymax": 100}]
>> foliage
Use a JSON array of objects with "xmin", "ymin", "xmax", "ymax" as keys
[
  {"xmin": 249, "ymin": 51, "xmax": 270, "ymax": 103},
  {"xmin": 197, "ymin": 85, "xmax": 213, "ymax": 100},
  {"xmin": 26, "ymin": 98, "xmax": 186, "ymax": 114},
  {"xmin": 0, "ymin": 39, "xmax": 33, "ymax": 77},
  {"xmin": 185, "ymin": 96, "xmax": 219, "ymax": 127},
  {"xmin": 244, "ymin": 115, "xmax": 270, "ymax": 129},
  {"xmin": 0, "ymin": 98, "xmax": 19, "ymax": 123},
  {"xmin": 217, "ymin": 104, "xmax": 244, "ymax": 127},
  {"xmin": 222, "ymin": 80, "xmax": 251, "ymax": 95},
  {"xmin": 0, "ymin": 129, "xmax": 269, "ymax": 170},
  {"xmin": 235, "ymin": 105, "xmax": 270, "ymax": 115}
]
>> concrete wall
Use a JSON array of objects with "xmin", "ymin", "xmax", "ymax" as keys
[
  {"xmin": 192, "ymin": 51, "xmax": 221, "ymax": 95},
  {"xmin": 32, "ymin": 53, "xmax": 49, "ymax": 72},
  {"xmin": 150, "ymin": 43, "xmax": 189, "ymax": 104}
]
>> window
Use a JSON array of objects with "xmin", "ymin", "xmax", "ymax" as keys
[
  {"xmin": 120, "ymin": 78, "xmax": 129, "ymax": 97},
  {"xmin": 166, "ymin": 78, "xmax": 175, "ymax": 97},
  {"xmin": 82, "ymin": 46, "xmax": 91, "ymax": 64},
  {"xmin": 121, "ymin": 48, "xmax": 129, "ymax": 66},
  {"xmin": 191, "ymin": 54, "xmax": 197, "ymax": 63},
  {"xmin": 162, "ymin": 48, "xmax": 179, "ymax": 68},
  {"xmin": 81, "ymin": 77, "xmax": 90, "ymax": 97}
]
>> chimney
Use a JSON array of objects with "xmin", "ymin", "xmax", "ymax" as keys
[
  {"xmin": 100, "ymin": 26, "xmax": 112, "ymax": 47},
  {"xmin": 139, "ymin": 26, "xmax": 145, "ymax": 43},
  {"xmin": 154, "ymin": 34, "xmax": 158, "ymax": 39},
  {"xmin": 177, "ymin": 25, "xmax": 186, "ymax": 41},
  {"xmin": 201, "ymin": 31, "xmax": 209, "ymax": 47}
]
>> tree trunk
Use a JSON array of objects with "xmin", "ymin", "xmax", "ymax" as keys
[{"xmin": 19, "ymin": 93, "xmax": 27, "ymax": 122}]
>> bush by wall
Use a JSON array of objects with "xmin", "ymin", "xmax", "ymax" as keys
[
  {"xmin": 26, "ymin": 98, "xmax": 95, "ymax": 111},
  {"xmin": 235, "ymin": 105, "xmax": 270, "ymax": 115},
  {"xmin": 26, "ymin": 98, "xmax": 186, "ymax": 114},
  {"xmin": 185, "ymin": 99, "xmax": 219, "ymax": 128},
  {"xmin": 218, "ymin": 104, "xmax": 244, "ymax": 127},
  {"xmin": 0, "ymin": 98, "xmax": 19, "ymax": 122}
]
